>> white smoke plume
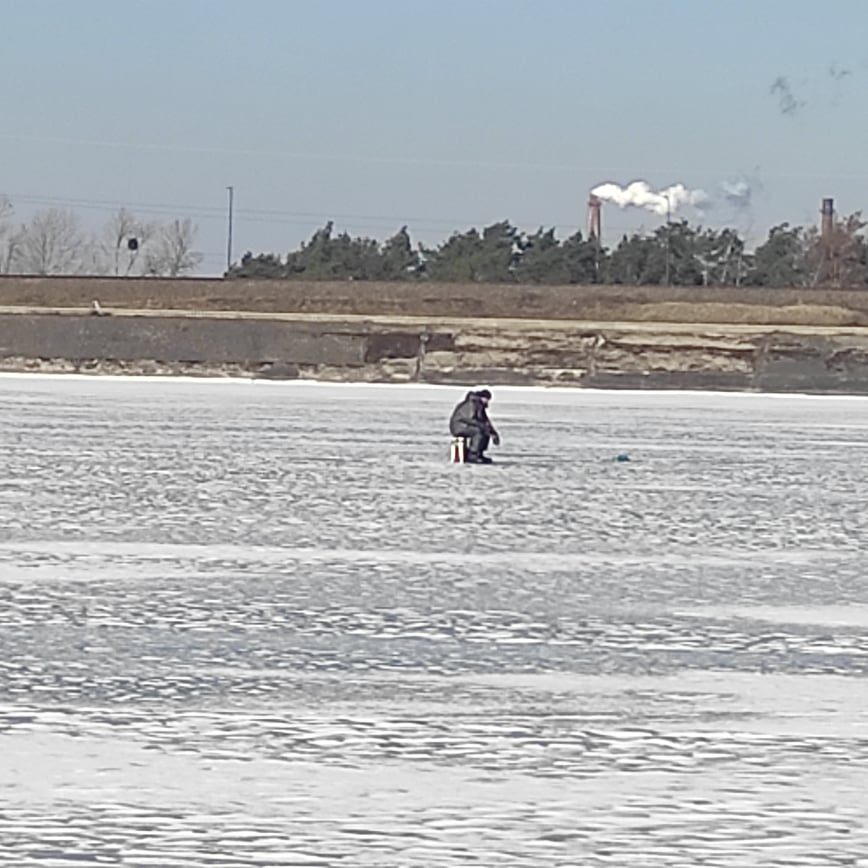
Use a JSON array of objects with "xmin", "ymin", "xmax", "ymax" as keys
[
  {"xmin": 719, "ymin": 179, "xmax": 753, "ymax": 210},
  {"xmin": 591, "ymin": 181, "xmax": 709, "ymax": 217},
  {"xmin": 770, "ymin": 75, "xmax": 804, "ymax": 116}
]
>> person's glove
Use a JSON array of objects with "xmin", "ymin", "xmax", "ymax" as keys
[{"xmin": 492, "ymin": 432, "xmax": 501, "ymax": 446}]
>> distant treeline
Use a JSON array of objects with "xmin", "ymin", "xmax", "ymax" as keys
[{"xmin": 229, "ymin": 215, "xmax": 868, "ymax": 288}]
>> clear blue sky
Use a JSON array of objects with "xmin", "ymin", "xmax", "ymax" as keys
[{"xmin": 2, "ymin": 0, "xmax": 867, "ymax": 273}]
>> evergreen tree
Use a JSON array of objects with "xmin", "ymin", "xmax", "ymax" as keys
[
  {"xmin": 426, "ymin": 221, "xmax": 521, "ymax": 282},
  {"xmin": 231, "ymin": 251, "xmax": 284, "ymax": 278},
  {"xmin": 424, "ymin": 227, "xmax": 483, "ymax": 281},
  {"xmin": 379, "ymin": 226, "xmax": 421, "ymax": 279},
  {"xmin": 607, "ymin": 233, "xmax": 665, "ymax": 285},
  {"xmin": 749, "ymin": 223, "xmax": 808, "ymax": 287}
]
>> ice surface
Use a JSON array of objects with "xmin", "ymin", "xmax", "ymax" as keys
[{"xmin": 1, "ymin": 375, "xmax": 868, "ymax": 866}]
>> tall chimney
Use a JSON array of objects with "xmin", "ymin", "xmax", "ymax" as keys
[
  {"xmin": 587, "ymin": 194, "xmax": 602, "ymax": 241},
  {"xmin": 821, "ymin": 197, "xmax": 835, "ymax": 239}
]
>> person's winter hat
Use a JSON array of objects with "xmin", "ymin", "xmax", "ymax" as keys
[{"xmin": 477, "ymin": 389, "xmax": 492, "ymax": 399}]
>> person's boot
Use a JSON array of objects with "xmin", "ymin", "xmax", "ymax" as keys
[{"xmin": 466, "ymin": 453, "xmax": 493, "ymax": 464}]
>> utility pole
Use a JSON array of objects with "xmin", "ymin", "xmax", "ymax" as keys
[{"xmin": 226, "ymin": 185, "xmax": 234, "ymax": 274}]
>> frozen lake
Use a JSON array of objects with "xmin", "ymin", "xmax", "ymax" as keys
[{"xmin": 2, "ymin": 374, "xmax": 868, "ymax": 867}]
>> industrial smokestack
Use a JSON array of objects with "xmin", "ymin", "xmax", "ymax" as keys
[
  {"xmin": 587, "ymin": 195, "xmax": 602, "ymax": 241},
  {"xmin": 821, "ymin": 197, "xmax": 835, "ymax": 239}
]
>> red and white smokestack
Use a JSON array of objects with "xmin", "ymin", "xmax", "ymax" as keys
[
  {"xmin": 821, "ymin": 198, "xmax": 835, "ymax": 239},
  {"xmin": 587, "ymin": 194, "xmax": 602, "ymax": 241}
]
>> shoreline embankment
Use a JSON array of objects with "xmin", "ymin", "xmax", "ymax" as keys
[{"xmin": 3, "ymin": 276, "xmax": 868, "ymax": 393}]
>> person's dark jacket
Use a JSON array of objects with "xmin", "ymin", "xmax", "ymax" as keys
[{"xmin": 449, "ymin": 391, "xmax": 497, "ymax": 438}]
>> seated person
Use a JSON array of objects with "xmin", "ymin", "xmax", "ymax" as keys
[{"xmin": 449, "ymin": 388, "xmax": 500, "ymax": 463}]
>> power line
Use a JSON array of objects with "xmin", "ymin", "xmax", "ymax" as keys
[
  {"xmin": 0, "ymin": 190, "xmax": 646, "ymax": 235},
  {"xmin": 0, "ymin": 190, "xmax": 520, "ymax": 225}
]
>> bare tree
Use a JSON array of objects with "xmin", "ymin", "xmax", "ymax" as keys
[
  {"xmin": 13, "ymin": 208, "xmax": 85, "ymax": 275},
  {"xmin": 0, "ymin": 195, "xmax": 19, "ymax": 274},
  {"xmin": 145, "ymin": 218, "xmax": 202, "ymax": 277},
  {"xmin": 97, "ymin": 208, "xmax": 158, "ymax": 275},
  {"xmin": 0, "ymin": 195, "xmax": 11, "ymax": 233},
  {"xmin": 79, "ymin": 232, "xmax": 111, "ymax": 276},
  {"xmin": 804, "ymin": 212, "xmax": 868, "ymax": 288}
]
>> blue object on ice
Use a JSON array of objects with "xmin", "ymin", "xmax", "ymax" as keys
[{"xmin": 615, "ymin": 452, "xmax": 631, "ymax": 462}]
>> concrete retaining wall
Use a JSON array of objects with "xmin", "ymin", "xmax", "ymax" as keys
[
  {"xmin": 3, "ymin": 310, "xmax": 868, "ymax": 394},
  {"xmin": 0, "ymin": 315, "xmax": 366, "ymax": 367}
]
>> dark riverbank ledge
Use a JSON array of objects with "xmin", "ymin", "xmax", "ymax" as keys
[{"xmin": 3, "ymin": 277, "xmax": 868, "ymax": 393}]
